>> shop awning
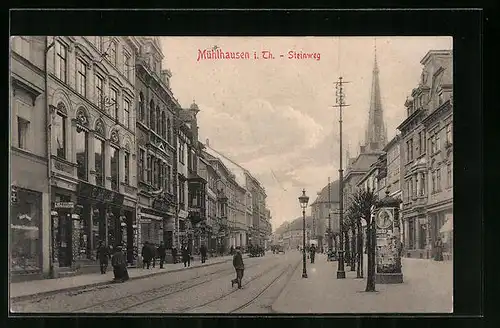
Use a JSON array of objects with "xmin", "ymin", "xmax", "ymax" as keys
[{"xmin": 439, "ymin": 216, "xmax": 453, "ymax": 233}]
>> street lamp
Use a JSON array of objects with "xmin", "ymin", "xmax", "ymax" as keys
[{"xmin": 298, "ymin": 189, "xmax": 309, "ymax": 278}]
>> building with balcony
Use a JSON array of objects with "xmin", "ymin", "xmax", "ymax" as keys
[
  {"xmin": 10, "ymin": 36, "xmax": 51, "ymax": 281},
  {"xmin": 397, "ymin": 49, "xmax": 453, "ymax": 260},
  {"xmin": 44, "ymin": 36, "xmax": 140, "ymax": 275},
  {"xmin": 134, "ymin": 37, "xmax": 178, "ymax": 254}
]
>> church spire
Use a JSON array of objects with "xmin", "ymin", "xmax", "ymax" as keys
[{"xmin": 363, "ymin": 39, "xmax": 387, "ymax": 152}]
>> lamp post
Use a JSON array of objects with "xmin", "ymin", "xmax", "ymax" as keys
[
  {"xmin": 299, "ymin": 189, "xmax": 309, "ymax": 278},
  {"xmin": 334, "ymin": 76, "xmax": 349, "ymax": 279}
]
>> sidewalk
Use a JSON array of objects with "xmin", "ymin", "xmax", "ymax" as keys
[
  {"xmin": 10, "ymin": 254, "xmax": 240, "ymax": 301},
  {"xmin": 272, "ymin": 253, "xmax": 453, "ymax": 313}
]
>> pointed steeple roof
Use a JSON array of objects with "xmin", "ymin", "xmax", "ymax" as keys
[{"xmin": 363, "ymin": 39, "xmax": 387, "ymax": 153}]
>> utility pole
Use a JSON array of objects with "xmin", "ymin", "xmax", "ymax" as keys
[{"xmin": 334, "ymin": 76, "xmax": 350, "ymax": 279}]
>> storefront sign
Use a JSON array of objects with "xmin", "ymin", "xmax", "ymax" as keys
[
  {"xmin": 77, "ymin": 182, "xmax": 124, "ymax": 205},
  {"xmin": 55, "ymin": 202, "xmax": 74, "ymax": 209},
  {"xmin": 140, "ymin": 219, "xmax": 152, "ymax": 224}
]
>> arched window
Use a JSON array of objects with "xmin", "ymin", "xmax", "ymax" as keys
[
  {"xmin": 139, "ymin": 92, "xmax": 145, "ymax": 122},
  {"xmin": 149, "ymin": 100, "xmax": 155, "ymax": 130},
  {"xmin": 161, "ymin": 111, "xmax": 166, "ymax": 138},
  {"xmin": 167, "ymin": 117, "xmax": 171, "ymax": 144},
  {"xmin": 156, "ymin": 106, "xmax": 161, "ymax": 134}
]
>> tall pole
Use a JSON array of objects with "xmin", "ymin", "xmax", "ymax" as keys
[
  {"xmin": 328, "ymin": 177, "xmax": 332, "ymax": 251},
  {"xmin": 334, "ymin": 76, "xmax": 349, "ymax": 279},
  {"xmin": 302, "ymin": 206, "xmax": 308, "ymax": 278}
]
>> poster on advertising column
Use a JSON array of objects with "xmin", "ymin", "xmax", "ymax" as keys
[{"xmin": 375, "ymin": 208, "xmax": 398, "ymax": 273}]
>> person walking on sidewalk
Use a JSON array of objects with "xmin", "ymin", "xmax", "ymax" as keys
[
  {"xmin": 157, "ymin": 242, "xmax": 166, "ymax": 269},
  {"xmin": 172, "ymin": 247, "xmax": 178, "ymax": 264},
  {"xmin": 150, "ymin": 242, "xmax": 158, "ymax": 268},
  {"xmin": 182, "ymin": 245, "xmax": 191, "ymax": 267},
  {"xmin": 310, "ymin": 244, "xmax": 316, "ymax": 264},
  {"xmin": 434, "ymin": 237, "xmax": 444, "ymax": 261},
  {"xmin": 96, "ymin": 241, "xmax": 110, "ymax": 274},
  {"xmin": 141, "ymin": 241, "xmax": 153, "ymax": 269},
  {"xmin": 200, "ymin": 244, "xmax": 207, "ymax": 264},
  {"xmin": 231, "ymin": 246, "xmax": 244, "ymax": 289},
  {"xmin": 111, "ymin": 245, "xmax": 129, "ymax": 282}
]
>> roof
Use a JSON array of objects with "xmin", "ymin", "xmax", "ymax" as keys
[
  {"xmin": 311, "ymin": 179, "xmax": 340, "ymax": 206},
  {"xmin": 204, "ymin": 145, "xmax": 247, "ymax": 189}
]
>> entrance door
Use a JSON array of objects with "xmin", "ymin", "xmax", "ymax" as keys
[{"xmin": 58, "ymin": 213, "xmax": 73, "ymax": 267}]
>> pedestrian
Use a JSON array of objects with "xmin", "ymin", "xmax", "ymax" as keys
[
  {"xmin": 200, "ymin": 244, "xmax": 207, "ymax": 264},
  {"xmin": 310, "ymin": 244, "xmax": 316, "ymax": 264},
  {"xmin": 150, "ymin": 242, "xmax": 158, "ymax": 268},
  {"xmin": 182, "ymin": 245, "xmax": 191, "ymax": 267},
  {"xmin": 157, "ymin": 241, "xmax": 166, "ymax": 269},
  {"xmin": 434, "ymin": 237, "xmax": 444, "ymax": 261},
  {"xmin": 111, "ymin": 245, "xmax": 129, "ymax": 282},
  {"xmin": 141, "ymin": 241, "xmax": 153, "ymax": 269},
  {"xmin": 96, "ymin": 241, "xmax": 110, "ymax": 274},
  {"xmin": 230, "ymin": 245, "xmax": 234, "ymax": 255},
  {"xmin": 172, "ymin": 246, "xmax": 178, "ymax": 264},
  {"xmin": 231, "ymin": 246, "xmax": 244, "ymax": 289}
]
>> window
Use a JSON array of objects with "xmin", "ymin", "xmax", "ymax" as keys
[
  {"xmin": 54, "ymin": 111, "xmax": 66, "ymax": 158},
  {"xmin": 147, "ymin": 155, "xmax": 152, "ymax": 184},
  {"xmin": 167, "ymin": 117, "xmax": 172, "ymax": 144},
  {"xmin": 94, "ymin": 137, "xmax": 105, "ymax": 187},
  {"xmin": 17, "ymin": 117, "xmax": 29, "ymax": 150},
  {"xmin": 420, "ymin": 173, "xmax": 426, "ymax": 196},
  {"xmin": 409, "ymin": 178, "xmax": 413, "ymax": 199},
  {"xmin": 139, "ymin": 149, "xmax": 145, "ymax": 182},
  {"xmin": 422, "ymin": 131, "xmax": 426, "ymax": 153},
  {"xmin": 179, "ymin": 142, "xmax": 185, "ymax": 163},
  {"xmin": 166, "ymin": 165, "xmax": 171, "ymax": 192},
  {"xmin": 446, "ymin": 124, "xmax": 452, "ymax": 145},
  {"xmin": 150, "ymin": 100, "xmax": 155, "ymax": 130},
  {"xmin": 123, "ymin": 51, "xmax": 131, "ymax": 80},
  {"xmin": 438, "ymin": 92, "xmax": 444, "ymax": 106},
  {"xmin": 108, "ymin": 41, "xmax": 117, "ymax": 66},
  {"xmin": 161, "ymin": 112, "xmax": 166, "ymax": 138},
  {"xmin": 188, "ymin": 149, "xmax": 193, "ymax": 172},
  {"xmin": 417, "ymin": 132, "xmax": 422, "ymax": 155},
  {"xmin": 447, "ymin": 163, "xmax": 452, "ymax": 188},
  {"xmin": 431, "ymin": 171, "xmax": 436, "ymax": 193},
  {"xmin": 55, "ymin": 41, "xmax": 67, "ymax": 82},
  {"xmin": 77, "ymin": 59, "xmax": 87, "ymax": 97},
  {"xmin": 179, "ymin": 181, "xmax": 185, "ymax": 206},
  {"xmin": 76, "ymin": 128, "xmax": 88, "ymax": 181},
  {"xmin": 110, "ymin": 146, "xmax": 119, "ymax": 191},
  {"xmin": 124, "ymin": 151, "xmax": 130, "ymax": 185},
  {"xmin": 430, "ymin": 135, "xmax": 435, "ymax": 154},
  {"xmin": 156, "ymin": 106, "xmax": 161, "ymax": 134},
  {"xmin": 408, "ymin": 218, "xmax": 415, "ymax": 249},
  {"xmin": 139, "ymin": 92, "xmax": 145, "ymax": 122},
  {"xmin": 406, "ymin": 139, "xmax": 413, "ymax": 162},
  {"xmin": 435, "ymin": 132, "xmax": 441, "ymax": 153},
  {"xmin": 436, "ymin": 168, "xmax": 442, "ymax": 192},
  {"xmin": 123, "ymin": 99, "xmax": 130, "ymax": 128},
  {"xmin": 110, "ymin": 88, "xmax": 118, "ymax": 119},
  {"xmin": 95, "ymin": 74, "xmax": 104, "ymax": 108}
]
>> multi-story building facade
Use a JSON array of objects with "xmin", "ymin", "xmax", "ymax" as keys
[
  {"xmin": 310, "ymin": 179, "xmax": 340, "ymax": 252},
  {"xmin": 45, "ymin": 36, "xmax": 140, "ymax": 275},
  {"xmin": 397, "ymin": 49, "xmax": 452, "ymax": 260},
  {"xmin": 204, "ymin": 155, "xmax": 221, "ymax": 251},
  {"xmin": 134, "ymin": 37, "xmax": 177, "ymax": 254},
  {"xmin": 277, "ymin": 216, "xmax": 313, "ymax": 250},
  {"xmin": 421, "ymin": 50, "xmax": 453, "ymax": 260},
  {"xmin": 10, "ymin": 36, "xmax": 51, "ymax": 281}
]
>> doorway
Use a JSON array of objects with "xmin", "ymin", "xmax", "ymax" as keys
[{"xmin": 58, "ymin": 213, "xmax": 73, "ymax": 267}]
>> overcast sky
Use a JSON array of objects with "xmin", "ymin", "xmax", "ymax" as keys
[{"xmin": 160, "ymin": 36, "xmax": 452, "ymax": 231}]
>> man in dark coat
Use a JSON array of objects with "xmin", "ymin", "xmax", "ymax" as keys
[
  {"xmin": 111, "ymin": 245, "xmax": 129, "ymax": 282},
  {"xmin": 182, "ymin": 245, "xmax": 191, "ymax": 267},
  {"xmin": 141, "ymin": 241, "xmax": 153, "ymax": 269},
  {"xmin": 200, "ymin": 244, "xmax": 207, "ymax": 264},
  {"xmin": 310, "ymin": 244, "xmax": 316, "ymax": 264},
  {"xmin": 434, "ymin": 237, "xmax": 444, "ymax": 261},
  {"xmin": 150, "ymin": 242, "xmax": 158, "ymax": 268},
  {"xmin": 231, "ymin": 246, "xmax": 244, "ymax": 289},
  {"xmin": 172, "ymin": 247, "xmax": 178, "ymax": 264},
  {"xmin": 96, "ymin": 241, "xmax": 110, "ymax": 274},
  {"xmin": 157, "ymin": 241, "xmax": 166, "ymax": 269}
]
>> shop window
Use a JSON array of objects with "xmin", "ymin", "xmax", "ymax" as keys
[
  {"xmin": 10, "ymin": 188, "xmax": 41, "ymax": 273},
  {"xmin": 95, "ymin": 137, "xmax": 105, "ymax": 187},
  {"xmin": 76, "ymin": 128, "xmax": 88, "ymax": 181},
  {"xmin": 110, "ymin": 146, "xmax": 120, "ymax": 191}
]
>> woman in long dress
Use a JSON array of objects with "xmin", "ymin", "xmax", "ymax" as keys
[{"xmin": 111, "ymin": 245, "xmax": 129, "ymax": 282}]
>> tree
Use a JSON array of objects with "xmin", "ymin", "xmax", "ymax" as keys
[
  {"xmin": 347, "ymin": 203, "xmax": 363, "ymax": 278},
  {"xmin": 348, "ymin": 188, "xmax": 378, "ymax": 292}
]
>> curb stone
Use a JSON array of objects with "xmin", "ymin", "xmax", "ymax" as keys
[{"xmin": 11, "ymin": 256, "xmax": 246, "ymax": 302}]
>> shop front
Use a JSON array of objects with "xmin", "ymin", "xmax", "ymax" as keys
[
  {"xmin": 429, "ymin": 209, "xmax": 453, "ymax": 260},
  {"xmin": 10, "ymin": 187, "xmax": 43, "ymax": 277}
]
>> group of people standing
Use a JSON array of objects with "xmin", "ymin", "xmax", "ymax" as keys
[{"xmin": 141, "ymin": 241, "xmax": 167, "ymax": 269}]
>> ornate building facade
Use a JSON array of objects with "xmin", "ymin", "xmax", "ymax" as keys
[
  {"xmin": 46, "ymin": 36, "xmax": 140, "ymax": 275},
  {"xmin": 134, "ymin": 37, "xmax": 178, "ymax": 255}
]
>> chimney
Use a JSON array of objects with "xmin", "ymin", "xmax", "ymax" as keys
[{"xmin": 206, "ymin": 138, "xmax": 210, "ymax": 147}]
